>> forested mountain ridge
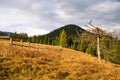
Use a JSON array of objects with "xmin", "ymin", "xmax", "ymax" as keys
[
  {"xmin": 28, "ymin": 24, "xmax": 87, "ymax": 48},
  {"xmin": 0, "ymin": 31, "xmax": 12, "ymax": 36},
  {"xmin": 46, "ymin": 24, "xmax": 86, "ymax": 38}
]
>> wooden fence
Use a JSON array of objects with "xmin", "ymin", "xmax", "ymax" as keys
[
  {"xmin": 0, "ymin": 36, "xmax": 10, "ymax": 40},
  {"xmin": 0, "ymin": 37, "xmax": 48, "ymax": 50},
  {"xmin": 9, "ymin": 38, "xmax": 44, "ymax": 50}
]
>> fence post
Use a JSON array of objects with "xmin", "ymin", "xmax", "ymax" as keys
[
  {"xmin": 34, "ymin": 43, "xmax": 35, "ymax": 49},
  {"xmin": 28, "ymin": 42, "xmax": 30, "ymax": 48},
  {"xmin": 9, "ymin": 38, "xmax": 12, "ymax": 46},
  {"xmin": 21, "ymin": 39, "xmax": 23, "ymax": 47}
]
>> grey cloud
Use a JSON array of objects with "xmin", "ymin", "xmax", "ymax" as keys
[
  {"xmin": 0, "ymin": 0, "xmax": 120, "ymax": 35},
  {"xmin": 55, "ymin": 0, "xmax": 120, "ymax": 26}
]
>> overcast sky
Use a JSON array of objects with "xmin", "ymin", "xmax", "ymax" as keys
[{"xmin": 0, "ymin": 0, "xmax": 120, "ymax": 36}]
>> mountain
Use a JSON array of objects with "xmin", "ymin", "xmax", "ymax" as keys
[
  {"xmin": 46, "ymin": 24, "xmax": 86, "ymax": 38},
  {"xmin": 0, "ymin": 31, "xmax": 12, "ymax": 36},
  {"xmin": 29, "ymin": 24, "xmax": 87, "ymax": 47}
]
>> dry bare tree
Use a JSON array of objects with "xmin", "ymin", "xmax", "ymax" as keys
[{"xmin": 85, "ymin": 20, "xmax": 114, "ymax": 63}]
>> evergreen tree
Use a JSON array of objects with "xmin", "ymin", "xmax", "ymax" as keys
[
  {"xmin": 115, "ymin": 40, "xmax": 120, "ymax": 63},
  {"xmin": 59, "ymin": 29, "xmax": 67, "ymax": 47},
  {"xmin": 55, "ymin": 37, "xmax": 59, "ymax": 45},
  {"xmin": 0, "ymin": 32, "xmax": 3, "ymax": 36},
  {"xmin": 47, "ymin": 37, "xmax": 50, "ymax": 45},
  {"xmin": 67, "ymin": 37, "xmax": 73, "ymax": 48},
  {"xmin": 71, "ymin": 41, "xmax": 78, "ymax": 50},
  {"xmin": 86, "ymin": 46, "xmax": 96, "ymax": 56},
  {"xmin": 43, "ymin": 36, "xmax": 48, "ymax": 44},
  {"xmin": 52, "ymin": 40, "xmax": 55, "ymax": 45},
  {"xmin": 109, "ymin": 40, "xmax": 120, "ymax": 64},
  {"xmin": 79, "ymin": 41, "xmax": 87, "ymax": 52},
  {"xmin": 39, "ymin": 39, "xmax": 42, "ymax": 44}
]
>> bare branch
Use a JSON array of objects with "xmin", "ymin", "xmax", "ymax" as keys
[
  {"xmin": 85, "ymin": 20, "xmax": 115, "ymax": 63},
  {"xmin": 88, "ymin": 21, "xmax": 96, "ymax": 28}
]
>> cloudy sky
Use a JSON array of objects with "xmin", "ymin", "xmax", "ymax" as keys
[{"xmin": 0, "ymin": 0, "xmax": 120, "ymax": 36}]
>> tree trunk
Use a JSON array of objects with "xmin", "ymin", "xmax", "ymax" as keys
[{"xmin": 97, "ymin": 37, "xmax": 101, "ymax": 63}]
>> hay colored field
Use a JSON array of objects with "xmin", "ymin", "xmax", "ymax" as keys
[{"xmin": 0, "ymin": 40, "xmax": 120, "ymax": 80}]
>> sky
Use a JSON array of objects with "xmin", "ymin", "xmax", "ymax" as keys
[{"xmin": 0, "ymin": 0, "xmax": 120, "ymax": 36}]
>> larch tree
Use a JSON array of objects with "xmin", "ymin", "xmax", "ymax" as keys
[{"xmin": 59, "ymin": 29, "xmax": 67, "ymax": 47}]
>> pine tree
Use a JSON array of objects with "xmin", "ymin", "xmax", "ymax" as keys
[
  {"xmin": 79, "ymin": 41, "xmax": 87, "ymax": 52},
  {"xmin": 71, "ymin": 41, "xmax": 78, "ymax": 50},
  {"xmin": 110, "ymin": 40, "xmax": 120, "ymax": 64},
  {"xmin": 55, "ymin": 37, "xmax": 59, "ymax": 45},
  {"xmin": 115, "ymin": 40, "xmax": 120, "ymax": 63},
  {"xmin": 47, "ymin": 37, "xmax": 50, "ymax": 45},
  {"xmin": 43, "ymin": 36, "xmax": 48, "ymax": 44},
  {"xmin": 86, "ymin": 46, "xmax": 96, "ymax": 56},
  {"xmin": 39, "ymin": 39, "xmax": 42, "ymax": 44},
  {"xmin": 59, "ymin": 29, "xmax": 67, "ymax": 47},
  {"xmin": 67, "ymin": 37, "xmax": 73, "ymax": 48}
]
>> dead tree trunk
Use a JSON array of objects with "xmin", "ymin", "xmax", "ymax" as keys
[
  {"xmin": 85, "ymin": 20, "xmax": 103, "ymax": 63},
  {"xmin": 97, "ymin": 36, "xmax": 101, "ymax": 63},
  {"xmin": 85, "ymin": 20, "xmax": 114, "ymax": 63}
]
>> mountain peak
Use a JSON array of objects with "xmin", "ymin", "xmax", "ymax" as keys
[{"xmin": 47, "ymin": 24, "xmax": 86, "ymax": 38}]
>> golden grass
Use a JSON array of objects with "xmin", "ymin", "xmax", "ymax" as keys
[{"xmin": 0, "ymin": 40, "xmax": 120, "ymax": 80}]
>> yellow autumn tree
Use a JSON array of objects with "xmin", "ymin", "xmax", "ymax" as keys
[{"xmin": 59, "ymin": 29, "xmax": 67, "ymax": 47}]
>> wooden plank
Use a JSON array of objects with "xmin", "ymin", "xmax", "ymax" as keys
[{"xmin": 0, "ymin": 36, "xmax": 10, "ymax": 39}]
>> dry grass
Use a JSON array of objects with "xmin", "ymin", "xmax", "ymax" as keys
[{"xmin": 0, "ymin": 40, "xmax": 120, "ymax": 80}]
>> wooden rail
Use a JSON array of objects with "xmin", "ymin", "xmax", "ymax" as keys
[
  {"xmin": 9, "ymin": 38, "xmax": 47, "ymax": 50},
  {"xmin": 0, "ymin": 36, "xmax": 10, "ymax": 40}
]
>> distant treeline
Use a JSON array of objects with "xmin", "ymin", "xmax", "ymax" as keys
[
  {"xmin": 0, "ymin": 31, "xmax": 11, "ymax": 36},
  {"xmin": 10, "ymin": 32, "xmax": 28, "ymax": 41}
]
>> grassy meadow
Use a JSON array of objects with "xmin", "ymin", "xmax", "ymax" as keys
[{"xmin": 0, "ymin": 40, "xmax": 120, "ymax": 80}]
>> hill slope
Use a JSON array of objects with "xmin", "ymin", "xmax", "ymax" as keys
[
  {"xmin": 46, "ymin": 24, "xmax": 86, "ymax": 38},
  {"xmin": 0, "ymin": 40, "xmax": 120, "ymax": 80},
  {"xmin": 0, "ymin": 31, "xmax": 12, "ymax": 36}
]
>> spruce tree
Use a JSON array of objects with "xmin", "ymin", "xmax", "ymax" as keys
[
  {"xmin": 110, "ymin": 40, "xmax": 120, "ymax": 64},
  {"xmin": 79, "ymin": 41, "xmax": 87, "ymax": 52},
  {"xmin": 86, "ymin": 46, "xmax": 96, "ymax": 56},
  {"xmin": 67, "ymin": 37, "xmax": 73, "ymax": 48},
  {"xmin": 55, "ymin": 37, "xmax": 59, "ymax": 45},
  {"xmin": 71, "ymin": 41, "xmax": 78, "ymax": 50}
]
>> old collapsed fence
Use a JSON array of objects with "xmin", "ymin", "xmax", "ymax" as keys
[
  {"xmin": 9, "ymin": 38, "xmax": 41, "ymax": 49},
  {"xmin": 0, "ymin": 36, "xmax": 10, "ymax": 40},
  {"xmin": 0, "ymin": 36, "xmax": 42, "ymax": 50}
]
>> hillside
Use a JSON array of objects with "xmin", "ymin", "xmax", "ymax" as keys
[
  {"xmin": 0, "ymin": 40, "xmax": 120, "ymax": 80},
  {"xmin": 46, "ymin": 24, "xmax": 86, "ymax": 38},
  {"xmin": 29, "ymin": 24, "xmax": 87, "ymax": 48},
  {"xmin": 0, "ymin": 31, "xmax": 11, "ymax": 36}
]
